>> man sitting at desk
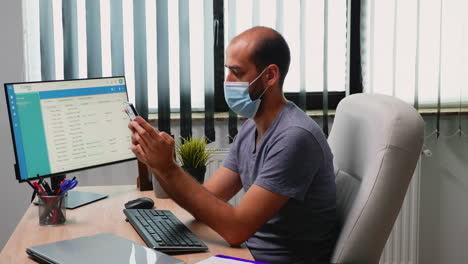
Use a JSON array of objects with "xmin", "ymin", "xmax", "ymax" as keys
[{"xmin": 129, "ymin": 26, "xmax": 338, "ymax": 264}]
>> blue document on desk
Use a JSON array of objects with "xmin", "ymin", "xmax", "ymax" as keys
[{"xmin": 26, "ymin": 233, "xmax": 185, "ymax": 264}]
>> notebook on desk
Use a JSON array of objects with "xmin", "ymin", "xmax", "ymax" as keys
[{"xmin": 26, "ymin": 233, "xmax": 185, "ymax": 264}]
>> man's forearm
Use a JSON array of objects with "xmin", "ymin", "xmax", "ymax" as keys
[{"xmin": 151, "ymin": 165, "xmax": 251, "ymax": 245}]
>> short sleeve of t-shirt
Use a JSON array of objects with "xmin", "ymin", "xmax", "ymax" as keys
[
  {"xmin": 255, "ymin": 127, "xmax": 323, "ymax": 201},
  {"xmin": 223, "ymin": 135, "xmax": 239, "ymax": 173}
]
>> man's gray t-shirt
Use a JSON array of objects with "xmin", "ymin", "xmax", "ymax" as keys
[{"xmin": 223, "ymin": 102, "xmax": 337, "ymax": 264}]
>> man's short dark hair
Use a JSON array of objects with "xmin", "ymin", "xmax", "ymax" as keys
[{"xmin": 250, "ymin": 28, "xmax": 291, "ymax": 87}]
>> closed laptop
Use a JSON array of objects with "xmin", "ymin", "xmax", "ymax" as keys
[{"xmin": 26, "ymin": 233, "xmax": 185, "ymax": 264}]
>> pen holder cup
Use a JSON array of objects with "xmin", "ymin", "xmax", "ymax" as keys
[{"xmin": 38, "ymin": 194, "xmax": 66, "ymax": 226}]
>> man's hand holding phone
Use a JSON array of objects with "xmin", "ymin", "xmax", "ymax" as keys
[
  {"xmin": 128, "ymin": 114, "xmax": 178, "ymax": 174},
  {"xmin": 123, "ymin": 101, "xmax": 139, "ymax": 121}
]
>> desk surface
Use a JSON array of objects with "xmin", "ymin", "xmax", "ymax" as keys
[{"xmin": 0, "ymin": 185, "xmax": 253, "ymax": 264}]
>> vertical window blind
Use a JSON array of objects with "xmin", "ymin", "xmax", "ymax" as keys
[
  {"xmin": 24, "ymin": 0, "xmax": 348, "ymax": 143},
  {"xmin": 362, "ymin": 0, "xmax": 468, "ymax": 137},
  {"xmin": 224, "ymin": 0, "xmax": 348, "ymax": 138}
]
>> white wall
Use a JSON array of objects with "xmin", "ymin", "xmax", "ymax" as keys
[
  {"xmin": 419, "ymin": 115, "xmax": 468, "ymax": 263},
  {"xmin": 0, "ymin": 0, "xmax": 30, "ymax": 249}
]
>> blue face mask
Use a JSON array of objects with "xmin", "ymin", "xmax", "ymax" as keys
[{"xmin": 224, "ymin": 68, "xmax": 270, "ymax": 119}]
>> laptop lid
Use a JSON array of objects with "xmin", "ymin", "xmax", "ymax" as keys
[{"xmin": 26, "ymin": 233, "xmax": 185, "ymax": 264}]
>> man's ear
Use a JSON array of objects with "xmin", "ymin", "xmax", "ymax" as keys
[{"xmin": 265, "ymin": 64, "xmax": 280, "ymax": 86}]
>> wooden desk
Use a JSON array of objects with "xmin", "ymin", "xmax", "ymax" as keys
[{"xmin": 0, "ymin": 185, "xmax": 253, "ymax": 264}]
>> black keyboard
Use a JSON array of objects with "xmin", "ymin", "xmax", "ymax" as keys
[{"xmin": 123, "ymin": 209, "xmax": 208, "ymax": 253}]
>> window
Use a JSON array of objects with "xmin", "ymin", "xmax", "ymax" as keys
[
  {"xmin": 225, "ymin": 0, "xmax": 347, "ymax": 95},
  {"xmin": 23, "ymin": 0, "xmax": 350, "ymax": 140},
  {"xmin": 24, "ymin": 0, "xmax": 348, "ymax": 110},
  {"xmin": 361, "ymin": 0, "xmax": 468, "ymax": 107}
]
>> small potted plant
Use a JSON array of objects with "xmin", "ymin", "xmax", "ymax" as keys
[{"xmin": 176, "ymin": 136, "xmax": 214, "ymax": 184}]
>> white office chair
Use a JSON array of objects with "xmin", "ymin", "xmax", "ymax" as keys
[{"xmin": 328, "ymin": 93, "xmax": 424, "ymax": 264}]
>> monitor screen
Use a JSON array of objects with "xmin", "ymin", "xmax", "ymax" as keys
[{"xmin": 4, "ymin": 77, "xmax": 136, "ymax": 182}]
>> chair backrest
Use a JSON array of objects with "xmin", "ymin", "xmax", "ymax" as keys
[{"xmin": 329, "ymin": 93, "xmax": 424, "ymax": 264}]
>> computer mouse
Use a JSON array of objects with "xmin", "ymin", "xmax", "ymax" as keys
[{"xmin": 124, "ymin": 197, "xmax": 154, "ymax": 209}]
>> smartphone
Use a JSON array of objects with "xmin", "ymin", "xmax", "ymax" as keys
[{"xmin": 123, "ymin": 101, "xmax": 139, "ymax": 121}]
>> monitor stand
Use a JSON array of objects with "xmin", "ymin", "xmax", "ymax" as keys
[{"xmin": 49, "ymin": 174, "xmax": 109, "ymax": 209}]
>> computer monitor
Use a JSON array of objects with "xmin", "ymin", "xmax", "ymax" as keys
[{"xmin": 4, "ymin": 77, "xmax": 136, "ymax": 207}]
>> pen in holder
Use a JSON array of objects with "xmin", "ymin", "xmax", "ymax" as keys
[{"xmin": 38, "ymin": 194, "xmax": 67, "ymax": 226}]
